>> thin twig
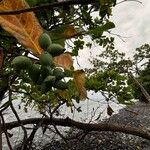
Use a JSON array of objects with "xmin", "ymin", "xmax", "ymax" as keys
[
  {"xmin": 117, "ymin": 0, "xmax": 142, "ymax": 5},
  {"xmin": 0, "ymin": 113, "xmax": 13, "ymax": 150},
  {"xmin": 8, "ymin": 87, "xmax": 28, "ymax": 150},
  {"xmin": 107, "ymin": 31, "xmax": 131, "ymax": 42},
  {"xmin": 0, "ymin": 0, "xmax": 95, "ymax": 15},
  {"xmin": 52, "ymin": 123, "xmax": 70, "ymax": 149},
  {"xmin": 78, "ymin": 131, "xmax": 89, "ymax": 141},
  {"xmin": 0, "ymin": 101, "xmax": 11, "ymax": 114},
  {"xmin": 51, "ymin": 102, "xmax": 65, "ymax": 116},
  {"xmin": 25, "ymin": 121, "xmax": 42, "ymax": 150}
]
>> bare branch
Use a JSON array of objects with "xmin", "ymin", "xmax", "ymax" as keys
[
  {"xmin": 3, "ymin": 117, "xmax": 150, "ymax": 141},
  {"xmin": 0, "ymin": 0, "xmax": 96, "ymax": 16},
  {"xmin": 8, "ymin": 87, "xmax": 28, "ymax": 150},
  {"xmin": 0, "ymin": 113, "xmax": 13, "ymax": 150}
]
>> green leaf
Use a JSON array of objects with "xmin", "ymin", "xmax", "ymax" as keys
[
  {"xmin": 102, "ymin": 21, "xmax": 115, "ymax": 31},
  {"xmin": 89, "ymin": 26, "xmax": 103, "ymax": 38},
  {"xmin": 77, "ymin": 107, "xmax": 82, "ymax": 112}
]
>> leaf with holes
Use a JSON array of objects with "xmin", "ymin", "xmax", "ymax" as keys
[
  {"xmin": 73, "ymin": 70, "xmax": 87, "ymax": 100},
  {"xmin": 54, "ymin": 53, "xmax": 74, "ymax": 70},
  {"xmin": 0, "ymin": 0, "xmax": 43, "ymax": 55}
]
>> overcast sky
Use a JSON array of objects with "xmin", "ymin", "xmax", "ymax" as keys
[
  {"xmin": 72, "ymin": 0, "xmax": 150, "ymax": 115},
  {"xmin": 75, "ymin": 0, "xmax": 150, "ymax": 68},
  {"xmin": 112, "ymin": 0, "xmax": 150, "ymax": 57}
]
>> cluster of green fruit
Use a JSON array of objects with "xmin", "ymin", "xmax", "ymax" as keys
[
  {"xmin": 39, "ymin": 32, "xmax": 65, "ymax": 57},
  {"xmin": 12, "ymin": 33, "xmax": 68, "ymax": 93}
]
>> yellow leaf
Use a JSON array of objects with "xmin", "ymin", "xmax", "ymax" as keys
[
  {"xmin": 0, "ymin": 0, "xmax": 43, "ymax": 55},
  {"xmin": 73, "ymin": 70, "xmax": 87, "ymax": 100},
  {"xmin": 63, "ymin": 25, "xmax": 77, "ymax": 39},
  {"xmin": 58, "ymin": 90, "xmax": 70, "ymax": 101},
  {"xmin": 54, "ymin": 53, "xmax": 74, "ymax": 70},
  {"xmin": 58, "ymin": 90, "xmax": 74, "ymax": 107}
]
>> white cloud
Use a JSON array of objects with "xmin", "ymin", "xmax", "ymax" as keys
[{"xmin": 111, "ymin": 0, "xmax": 150, "ymax": 57}]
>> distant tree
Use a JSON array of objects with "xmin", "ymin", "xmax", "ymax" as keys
[{"xmin": 128, "ymin": 44, "xmax": 150, "ymax": 103}]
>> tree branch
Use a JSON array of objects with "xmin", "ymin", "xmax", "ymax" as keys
[
  {"xmin": 128, "ymin": 72, "xmax": 150, "ymax": 102},
  {"xmin": 3, "ymin": 117, "xmax": 150, "ymax": 141},
  {"xmin": 0, "ymin": 0, "xmax": 96, "ymax": 15},
  {"xmin": 0, "ymin": 113, "xmax": 13, "ymax": 150}
]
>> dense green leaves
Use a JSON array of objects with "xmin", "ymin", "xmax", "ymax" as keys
[
  {"xmin": 128, "ymin": 44, "xmax": 150, "ymax": 102},
  {"xmin": 86, "ymin": 69, "xmax": 134, "ymax": 104}
]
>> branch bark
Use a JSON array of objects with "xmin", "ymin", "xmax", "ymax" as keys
[
  {"xmin": 3, "ymin": 117, "xmax": 150, "ymax": 141},
  {"xmin": 0, "ymin": 0, "xmax": 97, "ymax": 15}
]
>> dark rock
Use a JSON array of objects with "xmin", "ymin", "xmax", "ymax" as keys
[{"xmin": 42, "ymin": 101, "xmax": 150, "ymax": 150}]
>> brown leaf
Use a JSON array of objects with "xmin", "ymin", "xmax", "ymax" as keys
[
  {"xmin": 73, "ymin": 70, "xmax": 87, "ymax": 100},
  {"xmin": 63, "ymin": 25, "xmax": 77, "ymax": 39},
  {"xmin": 0, "ymin": 47, "xmax": 4, "ymax": 69},
  {"xmin": 0, "ymin": 0, "xmax": 43, "ymax": 55},
  {"xmin": 58, "ymin": 90, "xmax": 71, "ymax": 101},
  {"xmin": 58, "ymin": 90, "xmax": 74, "ymax": 107},
  {"xmin": 107, "ymin": 105, "xmax": 114, "ymax": 116},
  {"xmin": 54, "ymin": 53, "xmax": 73, "ymax": 70}
]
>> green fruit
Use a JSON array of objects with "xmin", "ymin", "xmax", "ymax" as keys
[
  {"xmin": 28, "ymin": 64, "xmax": 41, "ymax": 83},
  {"xmin": 39, "ymin": 52, "xmax": 53, "ymax": 66},
  {"xmin": 44, "ymin": 75, "xmax": 56, "ymax": 85},
  {"xmin": 41, "ymin": 75, "xmax": 56, "ymax": 93},
  {"xmin": 12, "ymin": 56, "xmax": 32, "ymax": 70},
  {"xmin": 53, "ymin": 68, "xmax": 65, "ymax": 80},
  {"xmin": 26, "ymin": 0, "xmax": 38, "ymax": 7},
  {"xmin": 47, "ymin": 43, "xmax": 65, "ymax": 57},
  {"xmin": 54, "ymin": 80, "xmax": 68, "ymax": 90},
  {"xmin": 39, "ymin": 33, "xmax": 52, "ymax": 49},
  {"xmin": 41, "ymin": 66, "xmax": 53, "ymax": 79}
]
